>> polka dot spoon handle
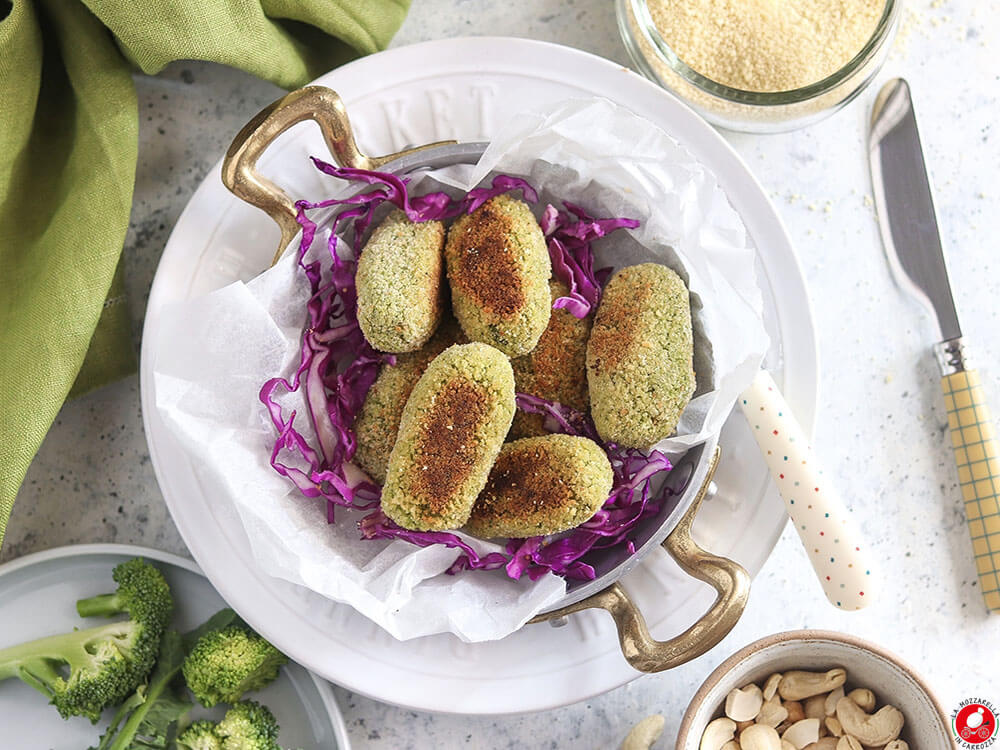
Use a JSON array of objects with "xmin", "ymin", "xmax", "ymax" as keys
[{"xmin": 740, "ymin": 369, "xmax": 875, "ymax": 610}]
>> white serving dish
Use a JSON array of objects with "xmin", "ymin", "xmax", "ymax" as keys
[{"xmin": 139, "ymin": 36, "xmax": 818, "ymax": 713}]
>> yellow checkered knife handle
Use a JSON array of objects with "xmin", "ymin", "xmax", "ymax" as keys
[{"xmin": 942, "ymin": 368, "xmax": 1000, "ymax": 612}]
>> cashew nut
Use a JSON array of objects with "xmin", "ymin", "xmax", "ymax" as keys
[
  {"xmin": 621, "ymin": 714, "xmax": 665, "ymax": 750},
  {"xmin": 803, "ymin": 739, "xmax": 838, "ymax": 750},
  {"xmin": 701, "ymin": 717, "xmax": 737, "ymax": 750},
  {"xmin": 782, "ymin": 718, "xmax": 821, "ymax": 749},
  {"xmin": 804, "ymin": 695, "xmax": 827, "ymax": 722},
  {"xmin": 727, "ymin": 684, "xmax": 765, "ymax": 722},
  {"xmin": 763, "ymin": 673, "xmax": 784, "ymax": 701},
  {"xmin": 846, "ymin": 688, "xmax": 876, "ymax": 713},
  {"xmin": 779, "ymin": 670, "xmax": 848, "ymax": 701},
  {"xmin": 785, "ymin": 701, "xmax": 806, "ymax": 724},
  {"xmin": 824, "ymin": 717, "xmax": 842, "ymax": 737},
  {"xmin": 758, "ymin": 696, "xmax": 789, "ymax": 727},
  {"xmin": 835, "ymin": 737, "xmax": 861, "ymax": 750},
  {"xmin": 836, "ymin": 697, "xmax": 904, "ymax": 747},
  {"xmin": 824, "ymin": 687, "xmax": 845, "ymax": 717},
  {"xmin": 701, "ymin": 667, "xmax": 906, "ymax": 750},
  {"xmin": 739, "ymin": 723, "xmax": 782, "ymax": 750}
]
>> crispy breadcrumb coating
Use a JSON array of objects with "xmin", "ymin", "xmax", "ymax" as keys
[
  {"xmin": 356, "ymin": 210, "xmax": 445, "ymax": 352},
  {"xmin": 445, "ymin": 195, "xmax": 551, "ymax": 357},
  {"xmin": 510, "ymin": 280, "xmax": 592, "ymax": 439},
  {"xmin": 586, "ymin": 263, "xmax": 695, "ymax": 448},
  {"xmin": 353, "ymin": 317, "xmax": 463, "ymax": 482},
  {"xmin": 465, "ymin": 435, "xmax": 613, "ymax": 539},
  {"xmin": 380, "ymin": 343, "xmax": 515, "ymax": 531}
]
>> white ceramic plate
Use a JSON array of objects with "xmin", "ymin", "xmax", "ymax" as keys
[
  {"xmin": 140, "ymin": 37, "xmax": 818, "ymax": 714},
  {"xmin": 0, "ymin": 544, "xmax": 350, "ymax": 749}
]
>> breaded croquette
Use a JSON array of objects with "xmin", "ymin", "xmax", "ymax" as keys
[
  {"xmin": 352, "ymin": 318, "xmax": 463, "ymax": 483},
  {"xmin": 464, "ymin": 435, "xmax": 613, "ymax": 539},
  {"xmin": 509, "ymin": 280, "xmax": 592, "ymax": 439},
  {"xmin": 380, "ymin": 343, "xmax": 516, "ymax": 531},
  {"xmin": 356, "ymin": 210, "xmax": 445, "ymax": 352},
  {"xmin": 587, "ymin": 263, "xmax": 695, "ymax": 448},
  {"xmin": 444, "ymin": 194, "xmax": 551, "ymax": 357}
]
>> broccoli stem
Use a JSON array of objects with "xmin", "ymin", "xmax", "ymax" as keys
[
  {"xmin": 0, "ymin": 631, "xmax": 96, "ymax": 701},
  {"xmin": 98, "ymin": 631, "xmax": 188, "ymax": 750},
  {"xmin": 0, "ymin": 621, "xmax": 133, "ymax": 687},
  {"xmin": 77, "ymin": 593, "xmax": 123, "ymax": 618},
  {"xmin": 1, "ymin": 631, "xmax": 94, "ymax": 677}
]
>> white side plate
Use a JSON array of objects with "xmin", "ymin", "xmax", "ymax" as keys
[{"xmin": 0, "ymin": 544, "xmax": 350, "ymax": 749}]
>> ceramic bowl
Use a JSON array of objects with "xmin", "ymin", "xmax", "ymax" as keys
[{"xmin": 676, "ymin": 630, "xmax": 955, "ymax": 749}]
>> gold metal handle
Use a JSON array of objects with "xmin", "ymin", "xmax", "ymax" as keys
[
  {"xmin": 531, "ymin": 447, "xmax": 750, "ymax": 672},
  {"xmin": 221, "ymin": 85, "xmax": 454, "ymax": 266},
  {"xmin": 942, "ymin": 369, "xmax": 1000, "ymax": 612}
]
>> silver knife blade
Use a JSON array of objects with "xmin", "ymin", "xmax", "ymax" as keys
[{"xmin": 869, "ymin": 78, "xmax": 961, "ymax": 342}]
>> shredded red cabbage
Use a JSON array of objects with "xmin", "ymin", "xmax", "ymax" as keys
[
  {"xmin": 261, "ymin": 159, "xmax": 670, "ymax": 583},
  {"xmin": 541, "ymin": 202, "xmax": 640, "ymax": 319}
]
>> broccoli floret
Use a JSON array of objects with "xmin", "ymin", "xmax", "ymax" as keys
[
  {"xmin": 176, "ymin": 720, "xmax": 224, "ymax": 750},
  {"xmin": 216, "ymin": 700, "xmax": 280, "ymax": 750},
  {"xmin": 182, "ymin": 624, "xmax": 287, "ymax": 707},
  {"xmin": 0, "ymin": 558, "xmax": 173, "ymax": 721},
  {"xmin": 76, "ymin": 557, "xmax": 173, "ymax": 627},
  {"xmin": 175, "ymin": 702, "xmax": 280, "ymax": 750}
]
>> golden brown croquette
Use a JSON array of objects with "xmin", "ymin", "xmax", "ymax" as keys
[
  {"xmin": 509, "ymin": 280, "xmax": 592, "ymax": 439},
  {"xmin": 444, "ymin": 194, "xmax": 551, "ymax": 357},
  {"xmin": 352, "ymin": 318, "xmax": 463, "ymax": 483},
  {"xmin": 380, "ymin": 343, "xmax": 516, "ymax": 531},
  {"xmin": 356, "ymin": 210, "xmax": 445, "ymax": 352},
  {"xmin": 465, "ymin": 435, "xmax": 613, "ymax": 539},
  {"xmin": 586, "ymin": 263, "xmax": 695, "ymax": 448}
]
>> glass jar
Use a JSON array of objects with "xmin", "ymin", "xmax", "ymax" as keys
[{"xmin": 617, "ymin": 0, "xmax": 902, "ymax": 133}]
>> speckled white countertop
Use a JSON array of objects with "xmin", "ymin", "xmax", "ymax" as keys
[{"xmin": 4, "ymin": 1, "xmax": 999, "ymax": 747}]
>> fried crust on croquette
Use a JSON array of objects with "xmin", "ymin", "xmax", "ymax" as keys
[
  {"xmin": 510, "ymin": 280, "xmax": 591, "ymax": 439},
  {"xmin": 380, "ymin": 343, "xmax": 515, "ymax": 531},
  {"xmin": 356, "ymin": 210, "xmax": 445, "ymax": 353},
  {"xmin": 586, "ymin": 263, "xmax": 695, "ymax": 449},
  {"xmin": 465, "ymin": 435, "xmax": 613, "ymax": 539},
  {"xmin": 352, "ymin": 318, "xmax": 463, "ymax": 483},
  {"xmin": 445, "ymin": 195, "xmax": 551, "ymax": 357}
]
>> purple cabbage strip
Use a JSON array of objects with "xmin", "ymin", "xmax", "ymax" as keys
[
  {"xmin": 360, "ymin": 509, "xmax": 509, "ymax": 573},
  {"xmin": 541, "ymin": 202, "xmax": 640, "ymax": 319},
  {"xmin": 457, "ymin": 174, "xmax": 538, "ymax": 214},
  {"xmin": 261, "ymin": 159, "xmax": 669, "ymax": 584}
]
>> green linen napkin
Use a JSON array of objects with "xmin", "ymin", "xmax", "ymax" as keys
[{"xmin": 0, "ymin": 0, "xmax": 409, "ymax": 545}]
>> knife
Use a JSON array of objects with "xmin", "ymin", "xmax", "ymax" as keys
[{"xmin": 869, "ymin": 78, "xmax": 1000, "ymax": 613}]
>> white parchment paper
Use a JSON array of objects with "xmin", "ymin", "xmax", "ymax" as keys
[{"xmin": 153, "ymin": 98, "xmax": 769, "ymax": 642}]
